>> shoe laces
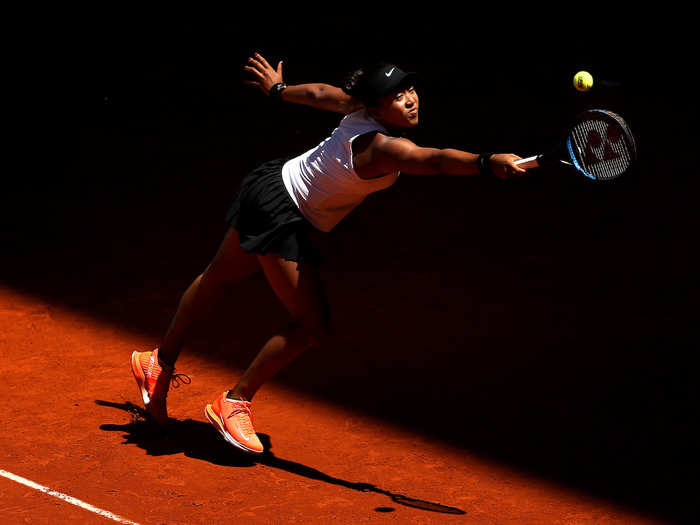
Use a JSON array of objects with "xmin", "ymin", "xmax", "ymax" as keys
[
  {"xmin": 148, "ymin": 366, "xmax": 190, "ymax": 401},
  {"xmin": 227, "ymin": 399, "xmax": 255, "ymax": 436},
  {"xmin": 170, "ymin": 373, "xmax": 191, "ymax": 389},
  {"xmin": 145, "ymin": 350, "xmax": 190, "ymax": 388},
  {"xmin": 159, "ymin": 372, "xmax": 190, "ymax": 402}
]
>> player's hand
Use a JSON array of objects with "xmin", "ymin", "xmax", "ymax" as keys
[
  {"xmin": 243, "ymin": 53, "xmax": 284, "ymax": 96},
  {"xmin": 489, "ymin": 153, "xmax": 527, "ymax": 179}
]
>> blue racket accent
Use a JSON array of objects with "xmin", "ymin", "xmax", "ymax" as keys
[{"xmin": 566, "ymin": 137, "xmax": 596, "ymax": 180}]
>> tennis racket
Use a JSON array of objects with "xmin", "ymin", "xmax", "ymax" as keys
[{"xmin": 515, "ymin": 109, "xmax": 637, "ymax": 181}]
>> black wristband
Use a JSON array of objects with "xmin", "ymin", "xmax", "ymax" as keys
[
  {"xmin": 477, "ymin": 152, "xmax": 495, "ymax": 176},
  {"xmin": 269, "ymin": 82, "xmax": 287, "ymax": 101}
]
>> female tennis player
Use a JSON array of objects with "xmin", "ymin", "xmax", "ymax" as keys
[{"xmin": 131, "ymin": 53, "xmax": 526, "ymax": 454}]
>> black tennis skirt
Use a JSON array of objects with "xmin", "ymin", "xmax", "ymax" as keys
[{"xmin": 225, "ymin": 158, "xmax": 323, "ymax": 265}]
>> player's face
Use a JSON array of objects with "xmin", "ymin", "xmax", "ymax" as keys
[{"xmin": 372, "ymin": 86, "xmax": 419, "ymax": 129}]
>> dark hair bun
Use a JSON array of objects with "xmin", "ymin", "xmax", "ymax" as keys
[
  {"xmin": 342, "ymin": 67, "xmax": 366, "ymax": 97},
  {"xmin": 342, "ymin": 63, "xmax": 392, "ymax": 106}
]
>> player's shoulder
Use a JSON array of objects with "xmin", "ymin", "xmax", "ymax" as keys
[
  {"xmin": 370, "ymin": 133, "xmax": 418, "ymax": 158},
  {"xmin": 352, "ymin": 131, "xmax": 409, "ymax": 157}
]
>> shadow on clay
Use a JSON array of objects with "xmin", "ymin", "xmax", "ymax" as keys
[{"xmin": 96, "ymin": 399, "xmax": 465, "ymax": 515}]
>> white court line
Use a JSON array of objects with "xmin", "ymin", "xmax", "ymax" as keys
[{"xmin": 0, "ymin": 469, "xmax": 142, "ymax": 525}]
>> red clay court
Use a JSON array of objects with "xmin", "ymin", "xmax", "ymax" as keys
[{"xmin": 2, "ymin": 14, "xmax": 697, "ymax": 525}]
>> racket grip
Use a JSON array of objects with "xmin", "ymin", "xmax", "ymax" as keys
[{"xmin": 514, "ymin": 155, "xmax": 541, "ymax": 170}]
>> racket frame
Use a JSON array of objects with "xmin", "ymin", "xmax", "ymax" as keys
[{"xmin": 514, "ymin": 109, "xmax": 636, "ymax": 181}]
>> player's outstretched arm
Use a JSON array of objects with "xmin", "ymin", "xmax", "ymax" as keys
[
  {"xmin": 244, "ymin": 53, "xmax": 363, "ymax": 114},
  {"xmin": 369, "ymin": 135, "xmax": 526, "ymax": 179}
]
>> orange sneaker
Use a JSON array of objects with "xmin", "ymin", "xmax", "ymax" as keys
[
  {"xmin": 205, "ymin": 392, "xmax": 264, "ymax": 454},
  {"xmin": 130, "ymin": 348, "xmax": 189, "ymax": 425}
]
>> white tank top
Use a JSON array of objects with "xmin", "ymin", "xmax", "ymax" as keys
[{"xmin": 281, "ymin": 109, "xmax": 400, "ymax": 232}]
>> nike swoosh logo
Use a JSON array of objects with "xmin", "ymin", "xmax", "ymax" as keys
[{"xmin": 385, "ymin": 67, "xmax": 395, "ymax": 77}]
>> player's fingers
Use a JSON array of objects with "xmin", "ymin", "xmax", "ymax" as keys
[
  {"xmin": 244, "ymin": 65, "xmax": 265, "ymax": 79},
  {"xmin": 511, "ymin": 162, "xmax": 527, "ymax": 174},
  {"xmin": 247, "ymin": 57, "xmax": 267, "ymax": 73},
  {"xmin": 276, "ymin": 60, "xmax": 284, "ymax": 75},
  {"xmin": 505, "ymin": 154, "xmax": 525, "ymax": 174},
  {"xmin": 255, "ymin": 52, "xmax": 272, "ymax": 69}
]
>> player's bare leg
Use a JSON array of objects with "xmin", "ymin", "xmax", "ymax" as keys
[
  {"xmin": 158, "ymin": 227, "xmax": 261, "ymax": 367},
  {"xmin": 205, "ymin": 254, "xmax": 331, "ymax": 453},
  {"xmin": 131, "ymin": 227, "xmax": 259, "ymax": 424},
  {"xmin": 231, "ymin": 254, "xmax": 331, "ymax": 400}
]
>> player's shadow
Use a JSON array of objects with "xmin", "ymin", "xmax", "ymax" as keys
[{"xmin": 96, "ymin": 399, "xmax": 465, "ymax": 515}]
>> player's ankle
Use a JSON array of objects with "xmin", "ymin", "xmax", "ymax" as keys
[
  {"xmin": 156, "ymin": 348, "xmax": 176, "ymax": 369},
  {"xmin": 227, "ymin": 387, "xmax": 253, "ymax": 401}
]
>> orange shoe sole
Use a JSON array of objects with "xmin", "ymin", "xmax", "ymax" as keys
[{"xmin": 204, "ymin": 404, "xmax": 263, "ymax": 455}]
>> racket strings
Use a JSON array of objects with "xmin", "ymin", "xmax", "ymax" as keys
[{"xmin": 571, "ymin": 118, "xmax": 633, "ymax": 180}]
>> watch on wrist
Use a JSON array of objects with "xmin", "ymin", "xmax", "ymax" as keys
[
  {"xmin": 477, "ymin": 152, "xmax": 494, "ymax": 176},
  {"xmin": 269, "ymin": 82, "xmax": 288, "ymax": 101}
]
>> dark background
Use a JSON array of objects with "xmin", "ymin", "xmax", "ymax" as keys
[{"xmin": 4, "ymin": 9, "xmax": 698, "ymax": 524}]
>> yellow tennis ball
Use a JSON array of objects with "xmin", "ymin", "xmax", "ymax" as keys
[{"xmin": 573, "ymin": 71, "xmax": 593, "ymax": 92}]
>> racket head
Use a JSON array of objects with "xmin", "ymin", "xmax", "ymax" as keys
[{"xmin": 565, "ymin": 109, "xmax": 637, "ymax": 181}]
